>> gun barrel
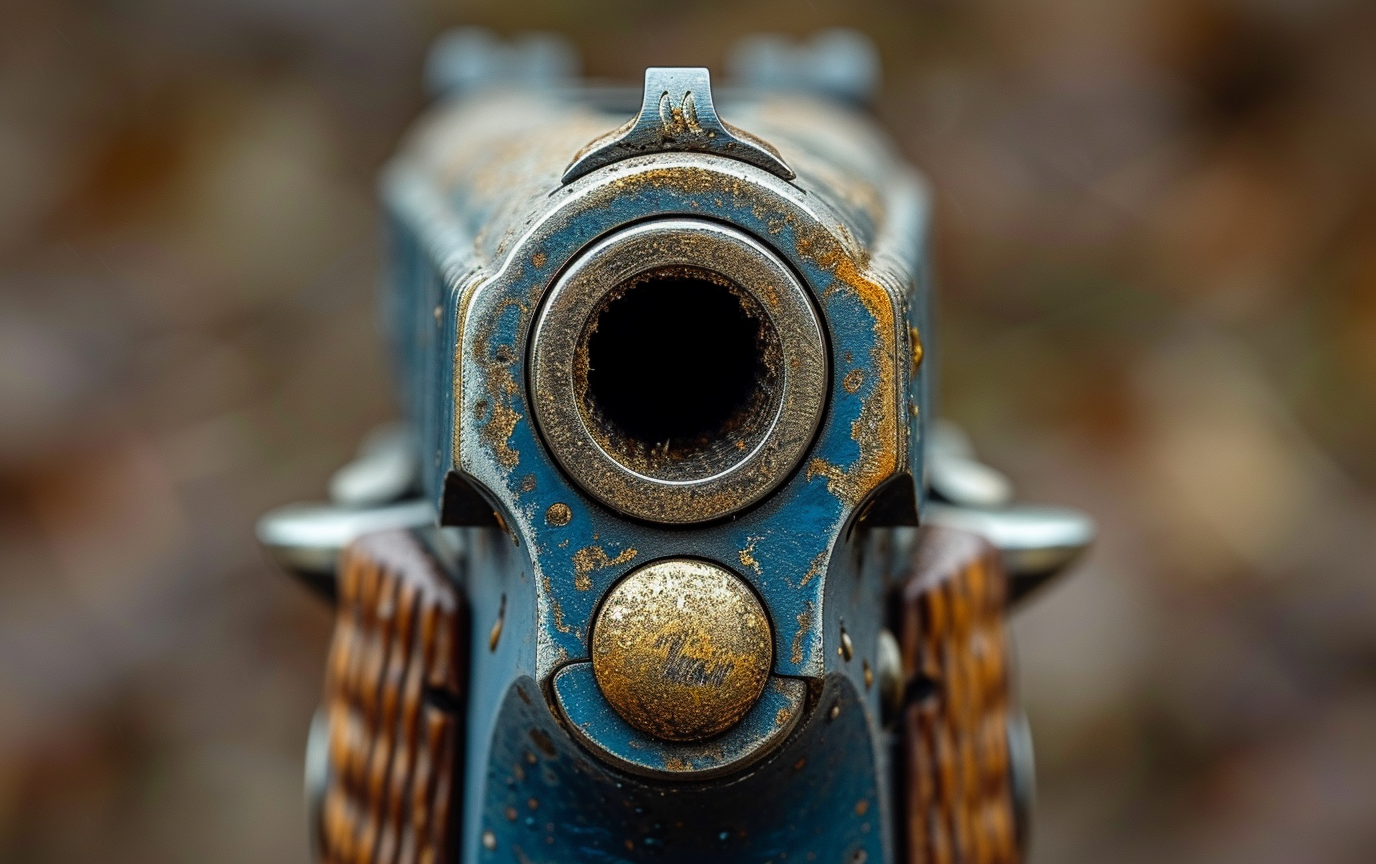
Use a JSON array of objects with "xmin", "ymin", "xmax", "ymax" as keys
[{"xmin": 530, "ymin": 217, "xmax": 827, "ymax": 523}]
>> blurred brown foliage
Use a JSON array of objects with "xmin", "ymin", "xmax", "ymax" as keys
[{"xmin": 1, "ymin": 0, "xmax": 1374, "ymax": 862}]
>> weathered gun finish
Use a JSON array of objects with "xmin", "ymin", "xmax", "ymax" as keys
[{"xmin": 260, "ymin": 30, "xmax": 1093, "ymax": 864}]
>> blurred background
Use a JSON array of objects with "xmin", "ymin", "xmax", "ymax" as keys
[{"xmin": 2, "ymin": 0, "xmax": 1375, "ymax": 861}]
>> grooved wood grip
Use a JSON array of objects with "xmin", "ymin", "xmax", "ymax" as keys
[
  {"xmin": 321, "ymin": 530, "xmax": 466, "ymax": 864},
  {"xmin": 899, "ymin": 526, "xmax": 1020, "ymax": 864}
]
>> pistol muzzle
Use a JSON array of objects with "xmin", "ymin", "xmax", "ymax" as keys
[{"xmin": 530, "ymin": 217, "xmax": 827, "ymax": 523}]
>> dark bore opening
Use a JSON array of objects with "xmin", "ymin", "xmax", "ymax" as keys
[{"xmin": 579, "ymin": 268, "xmax": 781, "ymax": 480}]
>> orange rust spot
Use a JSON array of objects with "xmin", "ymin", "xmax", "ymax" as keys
[
  {"xmin": 843, "ymin": 368, "xmax": 864, "ymax": 393},
  {"xmin": 799, "ymin": 244, "xmax": 900, "ymax": 507},
  {"xmin": 491, "ymin": 508, "xmax": 512, "ymax": 538},
  {"xmin": 542, "ymin": 575, "xmax": 573, "ymax": 634},
  {"xmin": 806, "ymin": 457, "xmax": 846, "ymax": 487},
  {"xmin": 797, "ymin": 550, "xmax": 827, "ymax": 589},
  {"xmin": 472, "ymin": 298, "xmax": 528, "ymax": 470},
  {"xmin": 791, "ymin": 603, "xmax": 813, "ymax": 666},
  {"xmin": 545, "ymin": 503, "xmax": 571, "ymax": 526},
  {"xmin": 571, "ymin": 545, "xmax": 638, "ymax": 591},
  {"xmin": 533, "ymin": 251, "xmax": 547, "ymax": 269},
  {"xmin": 738, "ymin": 536, "xmax": 763, "ymax": 576}
]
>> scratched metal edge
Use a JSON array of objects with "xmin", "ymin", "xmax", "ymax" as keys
[{"xmin": 552, "ymin": 664, "xmax": 807, "ymax": 780}]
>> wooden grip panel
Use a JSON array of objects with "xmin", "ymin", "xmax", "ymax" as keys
[
  {"xmin": 898, "ymin": 525, "xmax": 1020, "ymax": 864},
  {"xmin": 320, "ymin": 530, "xmax": 466, "ymax": 864}
]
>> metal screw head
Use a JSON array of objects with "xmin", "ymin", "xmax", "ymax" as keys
[{"xmin": 591, "ymin": 558, "xmax": 773, "ymax": 741}]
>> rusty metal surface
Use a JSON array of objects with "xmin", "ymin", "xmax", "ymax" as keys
[
  {"xmin": 589, "ymin": 558, "xmax": 773, "ymax": 741},
  {"xmin": 386, "ymin": 145, "xmax": 928, "ymax": 679}
]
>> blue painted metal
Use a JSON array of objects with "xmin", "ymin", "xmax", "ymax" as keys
[
  {"xmin": 381, "ymin": 67, "xmax": 930, "ymax": 862},
  {"xmin": 478, "ymin": 675, "xmax": 884, "ymax": 863}
]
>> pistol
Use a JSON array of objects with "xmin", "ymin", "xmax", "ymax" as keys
[{"xmin": 259, "ymin": 29, "xmax": 1093, "ymax": 864}]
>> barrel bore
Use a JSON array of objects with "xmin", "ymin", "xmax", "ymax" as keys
[
  {"xmin": 580, "ymin": 267, "xmax": 782, "ymax": 482},
  {"xmin": 529, "ymin": 218, "xmax": 826, "ymax": 524}
]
